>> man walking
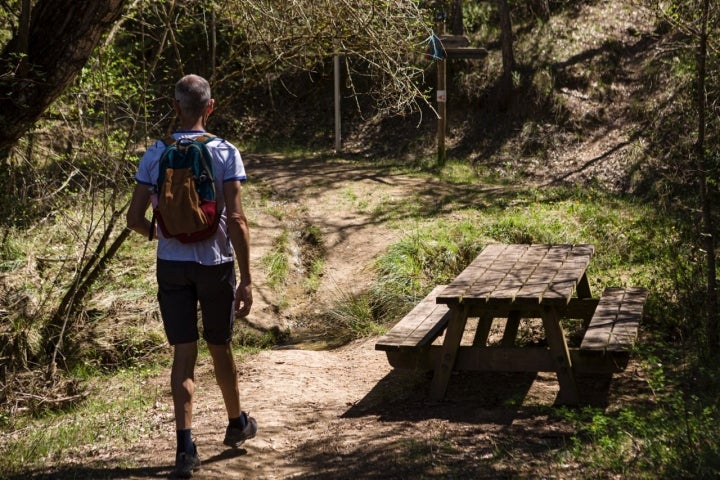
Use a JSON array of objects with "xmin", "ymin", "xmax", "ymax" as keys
[{"xmin": 127, "ymin": 74, "xmax": 256, "ymax": 478}]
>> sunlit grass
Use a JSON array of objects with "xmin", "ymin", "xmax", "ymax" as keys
[
  {"xmin": 261, "ymin": 229, "xmax": 290, "ymax": 288},
  {"xmin": 333, "ymin": 182, "xmax": 669, "ymax": 343},
  {"xmin": 0, "ymin": 366, "xmax": 161, "ymax": 475}
]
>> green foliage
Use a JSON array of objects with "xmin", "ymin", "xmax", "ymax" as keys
[
  {"xmin": 376, "ymin": 222, "xmax": 485, "ymax": 295},
  {"xmin": 327, "ymin": 289, "xmax": 387, "ymax": 341},
  {"xmin": 0, "ymin": 230, "xmax": 23, "ymax": 272},
  {"xmin": 234, "ymin": 325, "xmax": 288, "ymax": 350},
  {"xmin": 0, "ymin": 3, "xmax": 17, "ymax": 49},
  {"xmin": 262, "ymin": 230, "xmax": 291, "ymax": 289},
  {"xmin": 463, "ymin": 1, "xmax": 495, "ymax": 35},
  {"xmin": 559, "ymin": 365, "xmax": 720, "ymax": 478},
  {"xmin": 0, "ymin": 367, "xmax": 159, "ymax": 476}
]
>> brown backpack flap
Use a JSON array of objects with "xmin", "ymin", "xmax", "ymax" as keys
[{"xmin": 158, "ymin": 167, "xmax": 210, "ymax": 236}]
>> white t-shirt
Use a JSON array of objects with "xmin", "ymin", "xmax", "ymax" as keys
[{"xmin": 135, "ymin": 130, "xmax": 247, "ymax": 265}]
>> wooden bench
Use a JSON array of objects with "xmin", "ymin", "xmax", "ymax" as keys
[
  {"xmin": 375, "ymin": 285, "xmax": 451, "ymax": 368},
  {"xmin": 580, "ymin": 287, "xmax": 647, "ymax": 354}
]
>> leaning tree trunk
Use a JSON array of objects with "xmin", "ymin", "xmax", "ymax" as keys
[{"xmin": 0, "ymin": 0, "xmax": 128, "ymax": 155}]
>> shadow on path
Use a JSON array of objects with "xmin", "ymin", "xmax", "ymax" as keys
[{"xmin": 6, "ymin": 447, "xmax": 247, "ymax": 480}]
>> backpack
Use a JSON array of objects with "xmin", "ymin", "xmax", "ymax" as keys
[{"xmin": 149, "ymin": 134, "xmax": 220, "ymax": 243}]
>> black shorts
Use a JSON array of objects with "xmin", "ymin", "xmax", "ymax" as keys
[{"xmin": 156, "ymin": 259, "xmax": 236, "ymax": 345}]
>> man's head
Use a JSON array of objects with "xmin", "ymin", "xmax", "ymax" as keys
[{"xmin": 174, "ymin": 74, "xmax": 213, "ymax": 121}]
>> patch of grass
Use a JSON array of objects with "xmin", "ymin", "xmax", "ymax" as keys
[
  {"xmin": 299, "ymin": 223, "xmax": 326, "ymax": 294},
  {"xmin": 557, "ymin": 385, "xmax": 720, "ymax": 479},
  {"xmin": 330, "ymin": 180, "xmax": 673, "ymax": 346},
  {"xmin": 439, "ymin": 159, "xmax": 481, "ymax": 184},
  {"xmin": 0, "ymin": 366, "xmax": 162, "ymax": 476},
  {"xmin": 374, "ymin": 222, "xmax": 486, "ymax": 299},
  {"xmin": 304, "ymin": 257, "xmax": 325, "ymax": 293},
  {"xmin": 0, "ymin": 229, "xmax": 24, "ymax": 272},
  {"xmin": 327, "ymin": 289, "xmax": 387, "ymax": 340},
  {"xmin": 261, "ymin": 229, "xmax": 290, "ymax": 288}
]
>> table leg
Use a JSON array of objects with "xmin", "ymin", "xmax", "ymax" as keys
[
  {"xmin": 576, "ymin": 272, "xmax": 592, "ymax": 299},
  {"xmin": 501, "ymin": 310, "xmax": 522, "ymax": 347},
  {"xmin": 472, "ymin": 312, "xmax": 493, "ymax": 347},
  {"xmin": 430, "ymin": 304, "xmax": 469, "ymax": 401},
  {"xmin": 541, "ymin": 306, "xmax": 579, "ymax": 405}
]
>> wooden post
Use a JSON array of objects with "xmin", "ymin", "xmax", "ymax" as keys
[
  {"xmin": 437, "ymin": 58, "xmax": 446, "ymax": 167},
  {"xmin": 334, "ymin": 54, "xmax": 342, "ymax": 153},
  {"xmin": 436, "ymin": 19, "xmax": 447, "ymax": 167},
  {"xmin": 450, "ymin": 0, "xmax": 464, "ymax": 35}
]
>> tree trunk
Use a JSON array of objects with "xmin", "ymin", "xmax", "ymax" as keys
[
  {"xmin": 695, "ymin": 0, "xmax": 718, "ymax": 353},
  {"xmin": 497, "ymin": 0, "xmax": 515, "ymax": 109},
  {"xmin": 449, "ymin": 0, "xmax": 464, "ymax": 35},
  {"xmin": 0, "ymin": 0, "xmax": 128, "ymax": 154},
  {"xmin": 18, "ymin": 0, "xmax": 31, "ymax": 76}
]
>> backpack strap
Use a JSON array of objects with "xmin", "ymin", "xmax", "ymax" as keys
[
  {"xmin": 179, "ymin": 134, "xmax": 217, "ymax": 184},
  {"xmin": 149, "ymin": 212, "xmax": 157, "ymax": 241},
  {"xmin": 161, "ymin": 133, "xmax": 215, "ymax": 145},
  {"xmin": 194, "ymin": 133, "xmax": 216, "ymax": 143},
  {"xmin": 149, "ymin": 135, "xmax": 176, "ymax": 241},
  {"xmin": 149, "ymin": 135, "xmax": 179, "ymax": 241}
]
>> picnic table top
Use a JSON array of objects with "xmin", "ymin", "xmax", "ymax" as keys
[{"xmin": 436, "ymin": 244, "xmax": 595, "ymax": 307}]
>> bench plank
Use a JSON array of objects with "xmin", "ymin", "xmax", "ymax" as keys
[
  {"xmin": 375, "ymin": 285, "xmax": 451, "ymax": 352},
  {"xmin": 581, "ymin": 287, "xmax": 647, "ymax": 354}
]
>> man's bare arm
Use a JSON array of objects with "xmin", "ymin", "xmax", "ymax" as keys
[{"xmin": 223, "ymin": 180, "xmax": 252, "ymax": 316}]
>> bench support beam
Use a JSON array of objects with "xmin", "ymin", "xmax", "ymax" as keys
[{"xmin": 383, "ymin": 346, "xmax": 630, "ymax": 374}]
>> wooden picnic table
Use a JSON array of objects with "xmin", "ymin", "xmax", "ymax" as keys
[
  {"xmin": 431, "ymin": 243, "xmax": 594, "ymax": 404},
  {"xmin": 376, "ymin": 243, "xmax": 647, "ymax": 406}
]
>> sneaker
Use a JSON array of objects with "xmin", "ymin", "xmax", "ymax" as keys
[
  {"xmin": 173, "ymin": 444, "xmax": 201, "ymax": 478},
  {"xmin": 223, "ymin": 412, "xmax": 257, "ymax": 448}
]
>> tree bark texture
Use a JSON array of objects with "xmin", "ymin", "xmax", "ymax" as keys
[
  {"xmin": 695, "ymin": 0, "xmax": 718, "ymax": 351},
  {"xmin": 497, "ymin": 0, "xmax": 515, "ymax": 108},
  {"xmin": 449, "ymin": 0, "xmax": 464, "ymax": 35},
  {"xmin": 0, "ymin": 0, "xmax": 128, "ymax": 152}
]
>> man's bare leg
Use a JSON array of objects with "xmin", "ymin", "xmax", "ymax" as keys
[
  {"xmin": 172, "ymin": 342, "xmax": 198, "ymax": 429},
  {"xmin": 208, "ymin": 342, "xmax": 241, "ymax": 419},
  {"xmin": 208, "ymin": 341, "xmax": 257, "ymax": 447}
]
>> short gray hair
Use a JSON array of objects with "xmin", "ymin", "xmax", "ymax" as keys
[{"xmin": 175, "ymin": 74, "xmax": 211, "ymax": 119}]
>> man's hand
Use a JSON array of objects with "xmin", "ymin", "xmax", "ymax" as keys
[{"xmin": 235, "ymin": 283, "xmax": 253, "ymax": 317}]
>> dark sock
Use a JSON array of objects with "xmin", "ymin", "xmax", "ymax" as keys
[
  {"xmin": 228, "ymin": 412, "xmax": 247, "ymax": 430},
  {"xmin": 176, "ymin": 429, "xmax": 193, "ymax": 454}
]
